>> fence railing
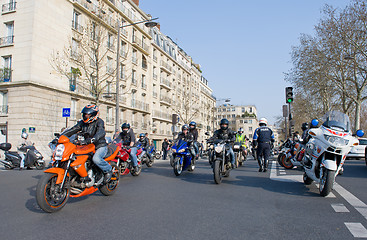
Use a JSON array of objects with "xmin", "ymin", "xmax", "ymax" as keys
[
  {"xmin": 0, "ymin": 36, "xmax": 14, "ymax": 46},
  {"xmin": 2, "ymin": 2, "xmax": 16, "ymax": 13}
]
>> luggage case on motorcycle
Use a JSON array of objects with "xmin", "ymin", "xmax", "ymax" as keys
[{"xmin": 0, "ymin": 143, "xmax": 11, "ymax": 151}]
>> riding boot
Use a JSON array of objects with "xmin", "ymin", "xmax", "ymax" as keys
[
  {"xmin": 263, "ymin": 159, "xmax": 268, "ymax": 172},
  {"xmin": 257, "ymin": 158, "xmax": 263, "ymax": 172}
]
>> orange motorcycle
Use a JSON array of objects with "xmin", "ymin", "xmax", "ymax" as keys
[{"xmin": 36, "ymin": 135, "xmax": 120, "ymax": 213}]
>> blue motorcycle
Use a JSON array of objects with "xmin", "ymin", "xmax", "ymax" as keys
[{"xmin": 171, "ymin": 139, "xmax": 195, "ymax": 176}]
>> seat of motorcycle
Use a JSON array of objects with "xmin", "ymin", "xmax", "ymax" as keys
[
  {"xmin": 7, "ymin": 151, "xmax": 21, "ymax": 157},
  {"xmin": 104, "ymin": 144, "xmax": 118, "ymax": 159},
  {"xmin": 0, "ymin": 143, "xmax": 11, "ymax": 151}
]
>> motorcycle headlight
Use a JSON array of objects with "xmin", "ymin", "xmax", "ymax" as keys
[
  {"xmin": 172, "ymin": 149, "xmax": 177, "ymax": 153},
  {"xmin": 210, "ymin": 145, "xmax": 214, "ymax": 149},
  {"xmin": 215, "ymin": 145, "xmax": 223, "ymax": 153},
  {"xmin": 324, "ymin": 135, "xmax": 349, "ymax": 147},
  {"xmin": 54, "ymin": 144, "xmax": 65, "ymax": 160},
  {"xmin": 178, "ymin": 149, "xmax": 186, "ymax": 153}
]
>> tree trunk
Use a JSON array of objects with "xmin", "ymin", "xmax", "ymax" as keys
[{"xmin": 355, "ymin": 101, "xmax": 361, "ymax": 131}]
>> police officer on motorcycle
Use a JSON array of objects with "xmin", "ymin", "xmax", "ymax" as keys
[
  {"xmin": 212, "ymin": 119, "xmax": 236, "ymax": 168},
  {"xmin": 253, "ymin": 118, "xmax": 274, "ymax": 172},
  {"xmin": 236, "ymin": 127, "xmax": 248, "ymax": 156},
  {"xmin": 62, "ymin": 104, "xmax": 113, "ymax": 182}
]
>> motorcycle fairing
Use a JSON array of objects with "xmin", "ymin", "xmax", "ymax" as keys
[{"xmin": 44, "ymin": 167, "xmax": 68, "ymax": 185}]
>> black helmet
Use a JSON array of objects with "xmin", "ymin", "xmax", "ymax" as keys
[
  {"xmin": 301, "ymin": 122, "xmax": 309, "ymax": 131},
  {"xmin": 81, "ymin": 104, "xmax": 99, "ymax": 123},
  {"xmin": 182, "ymin": 125, "xmax": 189, "ymax": 131},
  {"xmin": 189, "ymin": 121, "xmax": 196, "ymax": 129},
  {"xmin": 121, "ymin": 123, "xmax": 130, "ymax": 133},
  {"xmin": 220, "ymin": 118, "xmax": 229, "ymax": 130}
]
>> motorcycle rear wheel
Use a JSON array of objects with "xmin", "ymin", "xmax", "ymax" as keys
[
  {"xmin": 213, "ymin": 160, "xmax": 222, "ymax": 184},
  {"xmin": 319, "ymin": 168, "xmax": 335, "ymax": 197},
  {"xmin": 281, "ymin": 155, "xmax": 294, "ymax": 169},
  {"xmin": 36, "ymin": 173, "xmax": 70, "ymax": 213},
  {"xmin": 146, "ymin": 159, "xmax": 154, "ymax": 167},
  {"xmin": 35, "ymin": 161, "xmax": 45, "ymax": 170},
  {"xmin": 131, "ymin": 163, "xmax": 142, "ymax": 176},
  {"xmin": 100, "ymin": 162, "xmax": 120, "ymax": 196},
  {"xmin": 174, "ymin": 157, "xmax": 182, "ymax": 176}
]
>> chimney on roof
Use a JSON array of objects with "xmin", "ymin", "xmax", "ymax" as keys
[
  {"xmin": 132, "ymin": 0, "xmax": 139, "ymax": 6},
  {"xmin": 156, "ymin": 23, "xmax": 160, "ymax": 30}
]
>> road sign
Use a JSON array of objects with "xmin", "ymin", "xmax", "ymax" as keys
[
  {"xmin": 62, "ymin": 108, "xmax": 71, "ymax": 117},
  {"xmin": 22, "ymin": 128, "xmax": 26, "ymax": 133},
  {"xmin": 29, "ymin": 127, "xmax": 35, "ymax": 133},
  {"xmin": 282, "ymin": 105, "xmax": 288, "ymax": 118}
]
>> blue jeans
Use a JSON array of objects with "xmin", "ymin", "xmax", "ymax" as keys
[
  {"xmin": 227, "ymin": 146, "xmax": 235, "ymax": 166},
  {"xmin": 93, "ymin": 146, "xmax": 112, "ymax": 173},
  {"xmin": 130, "ymin": 147, "xmax": 138, "ymax": 167}
]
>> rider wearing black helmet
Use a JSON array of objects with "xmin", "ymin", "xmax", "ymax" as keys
[
  {"xmin": 189, "ymin": 121, "xmax": 199, "ymax": 159},
  {"xmin": 137, "ymin": 133, "xmax": 151, "ymax": 160},
  {"xmin": 62, "ymin": 104, "xmax": 112, "ymax": 182},
  {"xmin": 113, "ymin": 123, "xmax": 139, "ymax": 172},
  {"xmin": 212, "ymin": 119, "xmax": 236, "ymax": 168},
  {"xmin": 176, "ymin": 125, "xmax": 196, "ymax": 162}
]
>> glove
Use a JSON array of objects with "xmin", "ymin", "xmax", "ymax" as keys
[
  {"xmin": 86, "ymin": 138, "xmax": 95, "ymax": 144},
  {"xmin": 51, "ymin": 138, "xmax": 58, "ymax": 145}
]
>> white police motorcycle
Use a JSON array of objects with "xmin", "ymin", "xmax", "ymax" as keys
[{"xmin": 302, "ymin": 111, "xmax": 363, "ymax": 197}]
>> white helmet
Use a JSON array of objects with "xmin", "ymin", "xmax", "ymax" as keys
[
  {"xmin": 259, "ymin": 118, "xmax": 268, "ymax": 126},
  {"xmin": 21, "ymin": 132, "xmax": 28, "ymax": 139},
  {"xmin": 238, "ymin": 128, "xmax": 244, "ymax": 132}
]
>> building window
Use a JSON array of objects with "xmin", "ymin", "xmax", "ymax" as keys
[
  {"xmin": 107, "ymin": 56, "xmax": 113, "ymax": 74},
  {"xmin": 0, "ymin": 91, "xmax": 8, "ymax": 114},
  {"xmin": 153, "ymin": 48, "xmax": 157, "ymax": 61},
  {"xmin": 120, "ymin": 40, "xmax": 127, "ymax": 58},
  {"xmin": 249, "ymin": 107, "xmax": 253, "ymax": 113},
  {"xmin": 2, "ymin": 0, "xmax": 16, "ymax": 13},
  {"xmin": 249, "ymin": 120, "xmax": 252, "ymax": 124},
  {"xmin": 1, "ymin": 22, "xmax": 14, "ymax": 46},
  {"xmin": 232, "ymin": 114, "xmax": 235, "ymax": 118},
  {"xmin": 141, "ymin": 74, "xmax": 146, "ymax": 89},
  {"xmin": 71, "ymin": 99, "xmax": 77, "ymax": 119},
  {"xmin": 142, "ymin": 55, "xmax": 147, "ymax": 70},
  {"xmin": 132, "ymin": 49, "xmax": 137, "ymax": 64},
  {"xmin": 120, "ymin": 63, "xmax": 125, "ymax": 80},
  {"xmin": 132, "ymin": 70, "xmax": 136, "ymax": 85},
  {"xmin": 72, "ymin": 10, "xmax": 81, "ymax": 32},
  {"xmin": 249, "ymin": 127, "xmax": 253, "ymax": 131},
  {"xmin": 1, "ymin": 55, "xmax": 11, "ymax": 82},
  {"xmin": 70, "ymin": 67, "xmax": 78, "ymax": 91},
  {"xmin": 107, "ymin": 33, "xmax": 114, "ymax": 50},
  {"xmin": 249, "ymin": 134, "xmax": 253, "ymax": 138},
  {"xmin": 107, "ymin": 106, "xmax": 113, "ymax": 124}
]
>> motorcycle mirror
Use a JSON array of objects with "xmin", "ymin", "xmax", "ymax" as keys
[
  {"xmin": 311, "ymin": 119, "xmax": 319, "ymax": 127},
  {"xmin": 205, "ymin": 132, "xmax": 210, "ymax": 136},
  {"xmin": 356, "ymin": 129, "xmax": 364, "ymax": 137}
]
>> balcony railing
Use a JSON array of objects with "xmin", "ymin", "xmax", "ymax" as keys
[
  {"xmin": 142, "ymin": 62, "xmax": 147, "ymax": 70},
  {"xmin": 0, "ymin": 36, "xmax": 14, "ymax": 46},
  {"xmin": 132, "ymin": 78, "xmax": 137, "ymax": 86},
  {"xmin": 106, "ymin": 116, "xmax": 115, "ymax": 124},
  {"xmin": 0, "ymin": 105, "xmax": 8, "ymax": 114},
  {"xmin": 160, "ymin": 95, "xmax": 172, "ymax": 105},
  {"xmin": 160, "ymin": 60, "xmax": 172, "ymax": 73},
  {"xmin": 153, "ymin": 73, "xmax": 157, "ymax": 80},
  {"xmin": 132, "ymin": 57, "xmax": 138, "ymax": 65},
  {"xmin": 72, "ymin": 20, "xmax": 83, "ymax": 33},
  {"xmin": 153, "ymin": 55, "xmax": 157, "ymax": 62},
  {"xmin": 160, "ymin": 77, "xmax": 172, "ymax": 89},
  {"xmin": 2, "ymin": 2, "xmax": 16, "ymax": 13},
  {"xmin": 152, "ymin": 110, "xmax": 171, "ymax": 121},
  {"xmin": 131, "ymin": 99, "xmax": 149, "ymax": 112},
  {"xmin": 132, "ymin": 36, "xmax": 149, "ymax": 52},
  {"xmin": 0, "ymin": 68, "xmax": 11, "ymax": 82},
  {"xmin": 120, "ymin": 50, "xmax": 127, "ymax": 59}
]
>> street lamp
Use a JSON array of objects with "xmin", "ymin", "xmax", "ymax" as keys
[{"xmin": 115, "ymin": 17, "xmax": 158, "ymax": 132}]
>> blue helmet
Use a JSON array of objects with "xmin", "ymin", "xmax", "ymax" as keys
[
  {"xmin": 139, "ymin": 133, "xmax": 146, "ymax": 138},
  {"xmin": 182, "ymin": 125, "xmax": 189, "ymax": 131},
  {"xmin": 311, "ymin": 119, "xmax": 319, "ymax": 128},
  {"xmin": 356, "ymin": 129, "xmax": 364, "ymax": 137}
]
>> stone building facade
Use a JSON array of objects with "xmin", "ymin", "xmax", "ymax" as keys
[{"xmin": 0, "ymin": 0, "xmax": 215, "ymax": 156}]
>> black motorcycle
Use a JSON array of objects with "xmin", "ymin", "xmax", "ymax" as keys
[
  {"xmin": 212, "ymin": 139, "xmax": 233, "ymax": 184},
  {"xmin": 0, "ymin": 143, "xmax": 45, "ymax": 170}
]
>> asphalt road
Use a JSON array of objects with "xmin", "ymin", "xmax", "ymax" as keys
[{"xmin": 1, "ymin": 156, "xmax": 367, "ymax": 240}]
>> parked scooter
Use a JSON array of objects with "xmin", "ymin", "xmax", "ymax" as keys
[
  {"xmin": 0, "ymin": 143, "xmax": 45, "ymax": 170},
  {"xmin": 302, "ymin": 111, "xmax": 363, "ymax": 197}
]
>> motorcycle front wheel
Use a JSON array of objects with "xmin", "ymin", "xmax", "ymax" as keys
[
  {"xmin": 131, "ymin": 163, "xmax": 142, "ymax": 176},
  {"xmin": 36, "ymin": 173, "xmax": 70, "ymax": 213},
  {"xmin": 173, "ymin": 157, "xmax": 182, "ymax": 176},
  {"xmin": 213, "ymin": 160, "xmax": 222, "ymax": 184},
  {"xmin": 319, "ymin": 168, "xmax": 335, "ymax": 197},
  {"xmin": 303, "ymin": 172, "xmax": 313, "ymax": 185}
]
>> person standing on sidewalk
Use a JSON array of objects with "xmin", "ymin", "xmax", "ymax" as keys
[
  {"xmin": 162, "ymin": 138, "xmax": 169, "ymax": 160},
  {"xmin": 252, "ymin": 118, "xmax": 274, "ymax": 172}
]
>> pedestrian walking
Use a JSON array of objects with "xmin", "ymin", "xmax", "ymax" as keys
[{"xmin": 162, "ymin": 138, "xmax": 169, "ymax": 160}]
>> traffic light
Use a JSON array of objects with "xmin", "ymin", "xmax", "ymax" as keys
[{"xmin": 285, "ymin": 87, "xmax": 293, "ymax": 103}]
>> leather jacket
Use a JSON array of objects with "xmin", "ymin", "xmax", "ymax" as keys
[{"xmin": 62, "ymin": 118, "xmax": 107, "ymax": 149}]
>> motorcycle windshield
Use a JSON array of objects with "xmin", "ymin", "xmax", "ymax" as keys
[
  {"xmin": 322, "ymin": 110, "xmax": 351, "ymax": 132},
  {"xmin": 173, "ymin": 139, "xmax": 188, "ymax": 151}
]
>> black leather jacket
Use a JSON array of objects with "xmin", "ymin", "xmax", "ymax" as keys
[
  {"xmin": 212, "ymin": 128, "xmax": 235, "ymax": 143},
  {"xmin": 62, "ymin": 118, "xmax": 107, "ymax": 149}
]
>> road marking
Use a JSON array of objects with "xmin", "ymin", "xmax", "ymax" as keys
[
  {"xmin": 345, "ymin": 223, "xmax": 367, "ymax": 238},
  {"xmin": 331, "ymin": 203, "xmax": 350, "ymax": 213},
  {"xmin": 270, "ymin": 161, "xmax": 302, "ymax": 182},
  {"xmin": 334, "ymin": 183, "xmax": 367, "ymax": 221},
  {"xmin": 325, "ymin": 192, "xmax": 336, "ymax": 198}
]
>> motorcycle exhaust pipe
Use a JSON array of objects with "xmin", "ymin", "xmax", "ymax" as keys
[{"xmin": 0, "ymin": 159, "xmax": 12, "ymax": 168}]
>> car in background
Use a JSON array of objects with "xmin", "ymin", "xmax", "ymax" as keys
[{"xmin": 347, "ymin": 138, "xmax": 367, "ymax": 160}]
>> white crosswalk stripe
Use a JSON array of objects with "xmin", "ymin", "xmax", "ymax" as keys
[
  {"xmin": 345, "ymin": 223, "xmax": 367, "ymax": 238},
  {"xmin": 331, "ymin": 203, "xmax": 349, "ymax": 213}
]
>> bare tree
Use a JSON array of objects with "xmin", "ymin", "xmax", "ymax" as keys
[{"xmin": 172, "ymin": 92, "xmax": 200, "ymax": 125}]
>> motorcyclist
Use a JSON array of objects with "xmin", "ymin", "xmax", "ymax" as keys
[
  {"xmin": 189, "ymin": 121, "xmax": 199, "ymax": 159},
  {"xmin": 212, "ymin": 119, "xmax": 236, "ymax": 168},
  {"xmin": 235, "ymin": 128, "xmax": 248, "ymax": 156},
  {"xmin": 176, "ymin": 125, "xmax": 196, "ymax": 165},
  {"xmin": 18, "ymin": 132, "xmax": 33, "ymax": 170},
  {"xmin": 301, "ymin": 122, "xmax": 309, "ymax": 142},
  {"xmin": 61, "ymin": 104, "xmax": 113, "ymax": 182},
  {"xmin": 253, "ymin": 118, "xmax": 274, "ymax": 172},
  {"xmin": 113, "ymin": 123, "xmax": 139, "ymax": 172},
  {"xmin": 137, "ymin": 133, "xmax": 151, "ymax": 161}
]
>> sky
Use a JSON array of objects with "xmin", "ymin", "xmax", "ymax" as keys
[{"xmin": 139, "ymin": 0, "xmax": 351, "ymax": 125}]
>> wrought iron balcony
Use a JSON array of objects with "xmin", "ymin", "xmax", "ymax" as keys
[
  {"xmin": 0, "ymin": 105, "xmax": 8, "ymax": 114},
  {"xmin": 0, "ymin": 68, "xmax": 11, "ymax": 82},
  {"xmin": 71, "ymin": 20, "xmax": 83, "ymax": 33},
  {"xmin": 0, "ymin": 36, "xmax": 13, "ymax": 46},
  {"xmin": 2, "ymin": 2, "xmax": 16, "ymax": 13}
]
